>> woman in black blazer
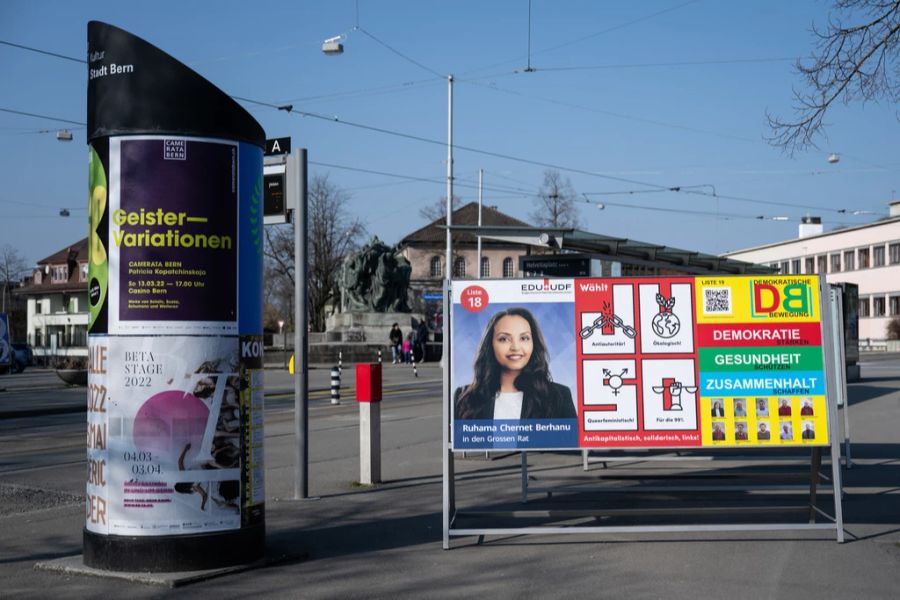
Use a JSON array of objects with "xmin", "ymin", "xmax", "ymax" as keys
[{"xmin": 454, "ymin": 307, "xmax": 576, "ymax": 420}]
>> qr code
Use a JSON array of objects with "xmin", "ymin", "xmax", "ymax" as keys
[{"xmin": 704, "ymin": 287, "xmax": 731, "ymax": 314}]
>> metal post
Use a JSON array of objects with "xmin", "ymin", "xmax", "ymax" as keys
[
  {"xmin": 442, "ymin": 74, "xmax": 455, "ymax": 550},
  {"xmin": 445, "ymin": 74, "xmax": 453, "ymax": 280},
  {"xmin": 377, "ymin": 348, "xmax": 382, "ymax": 365},
  {"xmin": 521, "ymin": 451, "xmax": 529, "ymax": 503},
  {"xmin": 476, "ymin": 168, "xmax": 482, "ymax": 279},
  {"xmin": 820, "ymin": 276, "xmax": 845, "ymax": 542},
  {"xmin": 442, "ymin": 283, "xmax": 452, "ymax": 549},
  {"xmin": 331, "ymin": 367, "xmax": 341, "ymax": 405},
  {"xmin": 833, "ymin": 291, "xmax": 852, "ymax": 467},
  {"xmin": 338, "ymin": 350, "xmax": 343, "ymax": 375},
  {"xmin": 292, "ymin": 148, "xmax": 309, "ymax": 500}
]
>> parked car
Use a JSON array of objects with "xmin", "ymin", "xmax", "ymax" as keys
[
  {"xmin": 12, "ymin": 343, "xmax": 33, "ymax": 367},
  {"xmin": 0, "ymin": 343, "xmax": 32, "ymax": 374}
]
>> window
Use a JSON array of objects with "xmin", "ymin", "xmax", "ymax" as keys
[
  {"xmin": 805, "ymin": 257, "xmax": 815, "ymax": 274},
  {"xmin": 830, "ymin": 254, "xmax": 841, "ymax": 273},
  {"xmin": 81, "ymin": 263, "xmax": 89, "ymax": 281},
  {"xmin": 452, "ymin": 256, "xmax": 466, "ymax": 278},
  {"xmin": 859, "ymin": 297, "xmax": 870, "ymax": 317},
  {"xmin": 874, "ymin": 245, "xmax": 885, "ymax": 267},
  {"xmin": 873, "ymin": 296, "xmax": 886, "ymax": 317},
  {"xmin": 843, "ymin": 250, "xmax": 854, "ymax": 271},
  {"xmin": 858, "ymin": 248, "xmax": 869, "ymax": 269},
  {"xmin": 890, "ymin": 295, "xmax": 900, "ymax": 316},
  {"xmin": 52, "ymin": 266, "xmax": 67, "ymax": 282},
  {"xmin": 780, "ymin": 262, "xmax": 789, "ymax": 274},
  {"xmin": 429, "ymin": 256, "xmax": 442, "ymax": 278},
  {"xmin": 791, "ymin": 259, "xmax": 801, "ymax": 274},
  {"xmin": 890, "ymin": 243, "xmax": 900, "ymax": 265},
  {"xmin": 817, "ymin": 255, "xmax": 827, "ymax": 274},
  {"xmin": 35, "ymin": 300, "xmax": 43, "ymax": 314},
  {"xmin": 480, "ymin": 256, "xmax": 490, "ymax": 278},
  {"xmin": 502, "ymin": 257, "xmax": 514, "ymax": 278}
]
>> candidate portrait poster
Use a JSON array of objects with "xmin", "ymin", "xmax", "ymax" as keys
[{"xmin": 451, "ymin": 279, "xmax": 579, "ymax": 450}]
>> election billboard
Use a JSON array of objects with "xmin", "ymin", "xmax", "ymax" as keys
[{"xmin": 450, "ymin": 275, "xmax": 831, "ymax": 450}]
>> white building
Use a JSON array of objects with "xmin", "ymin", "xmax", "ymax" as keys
[
  {"xmin": 15, "ymin": 238, "xmax": 89, "ymax": 364},
  {"xmin": 722, "ymin": 201, "xmax": 900, "ymax": 341}
]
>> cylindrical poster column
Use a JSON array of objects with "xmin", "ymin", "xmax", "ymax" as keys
[{"xmin": 84, "ymin": 21, "xmax": 266, "ymax": 572}]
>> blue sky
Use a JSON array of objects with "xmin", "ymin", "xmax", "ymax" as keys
[{"xmin": 1, "ymin": 0, "xmax": 898, "ymax": 268}]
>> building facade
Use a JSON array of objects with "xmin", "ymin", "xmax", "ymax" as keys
[
  {"xmin": 15, "ymin": 238, "xmax": 89, "ymax": 365},
  {"xmin": 722, "ymin": 201, "xmax": 900, "ymax": 341},
  {"xmin": 398, "ymin": 202, "xmax": 553, "ymax": 331}
]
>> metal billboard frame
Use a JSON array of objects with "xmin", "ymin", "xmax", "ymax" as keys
[{"xmin": 442, "ymin": 275, "xmax": 845, "ymax": 548}]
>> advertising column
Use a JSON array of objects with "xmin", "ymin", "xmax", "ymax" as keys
[{"xmin": 85, "ymin": 22, "xmax": 265, "ymax": 571}]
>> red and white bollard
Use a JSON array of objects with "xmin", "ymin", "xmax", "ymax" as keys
[{"xmin": 356, "ymin": 363, "xmax": 382, "ymax": 484}]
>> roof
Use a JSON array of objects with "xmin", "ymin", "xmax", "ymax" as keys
[
  {"xmin": 15, "ymin": 238, "xmax": 89, "ymax": 297},
  {"xmin": 721, "ymin": 214, "xmax": 900, "ymax": 256},
  {"xmin": 448, "ymin": 226, "xmax": 774, "ymax": 275},
  {"xmin": 400, "ymin": 202, "xmax": 531, "ymax": 246},
  {"xmin": 37, "ymin": 238, "xmax": 89, "ymax": 265}
]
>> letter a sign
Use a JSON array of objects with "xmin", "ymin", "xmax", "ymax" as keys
[{"xmin": 265, "ymin": 137, "xmax": 291, "ymax": 156}]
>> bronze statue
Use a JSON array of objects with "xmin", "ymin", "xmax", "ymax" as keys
[{"xmin": 341, "ymin": 237, "xmax": 411, "ymax": 312}]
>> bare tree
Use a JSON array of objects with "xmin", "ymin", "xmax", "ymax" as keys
[
  {"xmin": 419, "ymin": 195, "xmax": 463, "ymax": 222},
  {"xmin": 0, "ymin": 245, "xmax": 28, "ymax": 313},
  {"xmin": 531, "ymin": 169, "xmax": 580, "ymax": 228},
  {"xmin": 264, "ymin": 175, "xmax": 366, "ymax": 332},
  {"xmin": 768, "ymin": 0, "xmax": 900, "ymax": 153}
]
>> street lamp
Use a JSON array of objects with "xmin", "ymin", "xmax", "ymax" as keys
[
  {"xmin": 322, "ymin": 36, "xmax": 344, "ymax": 55},
  {"xmin": 320, "ymin": 38, "xmax": 455, "ymax": 319}
]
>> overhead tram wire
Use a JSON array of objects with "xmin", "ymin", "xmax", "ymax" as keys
[
  {"xmin": 526, "ymin": 56, "xmax": 794, "ymax": 74},
  {"xmin": 457, "ymin": 0, "xmax": 702, "ymax": 79},
  {"xmin": 273, "ymin": 77, "xmax": 440, "ymax": 105},
  {"xmin": 5, "ymin": 37, "xmax": 878, "ymax": 218},
  {"xmin": 588, "ymin": 198, "xmax": 786, "ymax": 221},
  {"xmin": 0, "ymin": 107, "xmax": 85, "ymax": 126},
  {"xmin": 232, "ymin": 94, "xmax": 671, "ymax": 191},
  {"xmin": 0, "ymin": 40, "xmax": 85, "ymax": 63},
  {"xmin": 355, "ymin": 27, "xmax": 445, "ymax": 80},
  {"xmin": 460, "ymin": 78, "xmax": 759, "ymax": 144},
  {"xmin": 0, "ymin": 99, "xmax": 869, "ymax": 218},
  {"xmin": 309, "ymin": 160, "xmax": 533, "ymax": 198}
]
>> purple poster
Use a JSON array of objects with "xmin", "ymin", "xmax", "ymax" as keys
[{"xmin": 109, "ymin": 136, "xmax": 238, "ymax": 333}]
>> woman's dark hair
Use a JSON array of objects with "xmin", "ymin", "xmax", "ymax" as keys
[{"xmin": 455, "ymin": 307, "xmax": 554, "ymax": 419}]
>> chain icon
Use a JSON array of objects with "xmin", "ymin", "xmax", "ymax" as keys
[{"xmin": 580, "ymin": 313, "xmax": 637, "ymax": 339}]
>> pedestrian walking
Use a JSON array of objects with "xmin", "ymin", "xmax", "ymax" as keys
[
  {"xmin": 389, "ymin": 323, "xmax": 403, "ymax": 364},
  {"xmin": 416, "ymin": 320, "xmax": 428, "ymax": 363}
]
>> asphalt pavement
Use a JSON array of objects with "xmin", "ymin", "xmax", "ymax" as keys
[{"xmin": 0, "ymin": 355, "xmax": 899, "ymax": 598}]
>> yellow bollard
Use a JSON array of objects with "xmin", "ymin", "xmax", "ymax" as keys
[{"xmin": 289, "ymin": 354, "xmax": 295, "ymax": 374}]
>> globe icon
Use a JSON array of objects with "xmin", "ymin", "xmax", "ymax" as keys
[{"xmin": 651, "ymin": 311, "xmax": 680, "ymax": 338}]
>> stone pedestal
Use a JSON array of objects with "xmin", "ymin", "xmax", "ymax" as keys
[{"xmin": 326, "ymin": 311, "xmax": 424, "ymax": 345}]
